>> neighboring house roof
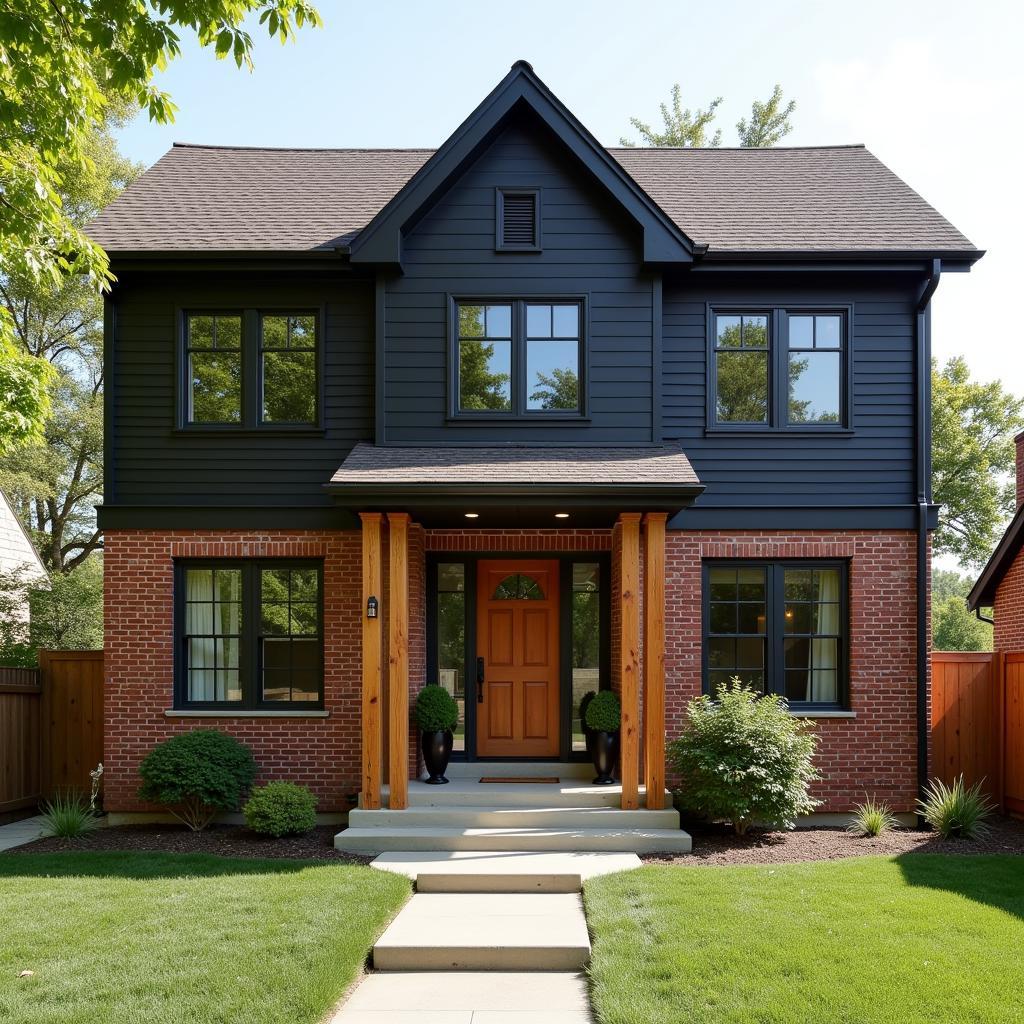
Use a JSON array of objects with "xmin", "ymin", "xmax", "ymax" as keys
[
  {"xmin": 968, "ymin": 504, "xmax": 1024, "ymax": 610},
  {"xmin": 87, "ymin": 64, "xmax": 979, "ymax": 261},
  {"xmin": 0, "ymin": 490, "xmax": 46, "ymax": 580}
]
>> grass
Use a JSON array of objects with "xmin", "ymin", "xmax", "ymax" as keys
[
  {"xmin": 0, "ymin": 851, "xmax": 410, "ymax": 1024},
  {"xmin": 585, "ymin": 855, "xmax": 1024, "ymax": 1024}
]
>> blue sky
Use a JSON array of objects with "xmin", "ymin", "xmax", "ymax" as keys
[{"xmin": 116, "ymin": 0, "xmax": 1023, "ymax": 387}]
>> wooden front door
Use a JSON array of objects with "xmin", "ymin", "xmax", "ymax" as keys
[{"xmin": 476, "ymin": 559, "xmax": 560, "ymax": 757}]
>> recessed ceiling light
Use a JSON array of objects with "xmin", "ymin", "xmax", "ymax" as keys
[
  {"xmin": 464, "ymin": 512, "xmax": 479, "ymax": 519},
  {"xmin": 554, "ymin": 512, "xmax": 570, "ymax": 519}
]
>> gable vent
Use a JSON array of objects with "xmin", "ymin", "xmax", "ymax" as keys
[{"xmin": 498, "ymin": 190, "xmax": 539, "ymax": 249}]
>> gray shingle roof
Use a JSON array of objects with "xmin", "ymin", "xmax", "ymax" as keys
[
  {"xmin": 330, "ymin": 443, "xmax": 700, "ymax": 488},
  {"xmin": 88, "ymin": 142, "xmax": 978, "ymax": 256}
]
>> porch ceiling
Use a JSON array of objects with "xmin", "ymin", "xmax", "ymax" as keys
[{"xmin": 326, "ymin": 443, "xmax": 704, "ymax": 527}]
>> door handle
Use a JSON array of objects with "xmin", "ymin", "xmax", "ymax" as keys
[{"xmin": 477, "ymin": 657, "xmax": 485, "ymax": 702}]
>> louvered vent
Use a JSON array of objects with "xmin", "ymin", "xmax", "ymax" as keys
[{"xmin": 500, "ymin": 191, "xmax": 538, "ymax": 248}]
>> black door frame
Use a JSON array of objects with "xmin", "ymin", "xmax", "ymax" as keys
[{"xmin": 425, "ymin": 550, "xmax": 611, "ymax": 762}]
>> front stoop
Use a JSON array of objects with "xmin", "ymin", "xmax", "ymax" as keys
[{"xmin": 335, "ymin": 763, "xmax": 691, "ymax": 855}]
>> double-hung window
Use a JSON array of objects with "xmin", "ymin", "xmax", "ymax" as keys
[
  {"xmin": 709, "ymin": 307, "xmax": 850, "ymax": 429},
  {"xmin": 183, "ymin": 310, "xmax": 320, "ymax": 428},
  {"xmin": 453, "ymin": 299, "xmax": 584, "ymax": 416},
  {"xmin": 704, "ymin": 561, "xmax": 847, "ymax": 709},
  {"xmin": 177, "ymin": 561, "xmax": 323, "ymax": 709}
]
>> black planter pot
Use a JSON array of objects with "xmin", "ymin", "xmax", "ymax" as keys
[
  {"xmin": 591, "ymin": 730, "xmax": 619, "ymax": 785},
  {"xmin": 421, "ymin": 728, "xmax": 454, "ymax": 785},
  {"xmin": 584, "ymin": 726, "xmax": 596, "ymax": 760}
]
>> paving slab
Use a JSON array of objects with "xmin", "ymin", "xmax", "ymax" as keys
[{"xmin": 0, "ymin": 816, "xmax": 45, "ymax": 852}]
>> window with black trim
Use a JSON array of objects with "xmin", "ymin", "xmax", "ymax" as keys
[
  {"xmin": 709, "ymin": 307, "xmax": 849, "ymax": 429},
  {"xmin": 496, "ymin": 188, "xmax": 540, "ymax": 250},
  {"xmin": 454, "ymin": 299, "xmax": 583, "ymax": 416},
  {"xmin": 177, "ymin": 560, "xmax": 323, "ymax": 709},
  {"xmin": 182, "ymin": 310, "xmax": 319, "ymax": 428},
  {"xmin": 704, "ymin": 561, "xmax": 847, "ymax": 708}
]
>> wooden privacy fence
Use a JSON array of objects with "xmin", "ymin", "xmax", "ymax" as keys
[
  {"xmin": 0, "ymin": 650, "xmax": 103, "ymax": 813},
  {"xmin": 931, "ymin": 650, "xmax": 1024, "ymax": 814}
]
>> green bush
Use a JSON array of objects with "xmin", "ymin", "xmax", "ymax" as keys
[
  {"xmin": 579, "ymin": 690, "xmax": 597, "ymax": 731},
  {"xmin": 846, "ymin": 796, "xmax": 900, "ymax": 837},
  {"xmin": 244, "ymin": 781, "xmax": 318, "ymax": 837},
  {"xmin": 918, "ymin": 774, "xmax": 994, "ymax": 839},
  {"xmin": 138, "ymin": 729, "xmax": 256, "ymax": 831},
  {"xmin": 668, "ymin": 679, "xmax": 819, "ymax": 835},
  {"xmin": 39, "ymin": 790, "xmax": 101, "ymax": 838},
  {"xmin": 414, "ymin": 685, "xmax": 459, "ymax": 732},
  {"xmin": 585, "ymin": 690, "xmax": 621, "ymax": 732}
]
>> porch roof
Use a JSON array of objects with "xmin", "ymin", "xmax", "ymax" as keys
[{"xmin": 326, "ymin": 443, "xmax": 703, "ymax": 526}]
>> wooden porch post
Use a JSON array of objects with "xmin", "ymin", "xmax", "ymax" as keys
[
  {"xmin": 643, "ymin": 513, "xmax": 667, "ymax": 809},
  {"xmin": 387, "ymin": 513, "xmax": 410, "ymax": 810},
  {"xmin": 618, "ymin": 512, "xmax": 642, "ymax": 810},
  {"xmin": 359, "ymin": 512, "xmax": 383, "ymax": 810}
]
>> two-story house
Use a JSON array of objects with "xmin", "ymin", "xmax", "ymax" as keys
[{"xmin": 90, "ymin": 62, "xmax": 981, "ymax": 852}]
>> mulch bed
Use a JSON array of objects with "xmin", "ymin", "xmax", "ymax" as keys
[
  {"xmin": 644, "ymin": 815, "xmax": 1024, "ymax": 866},
  {"xmin": 9, "ymin": 823, "xmax": 373, "ymax": 865}
]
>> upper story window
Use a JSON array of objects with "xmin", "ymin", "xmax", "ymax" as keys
[
  {"xmin": 709, "ymin": 307, "xmax": 850, "ymax": 430},
  {"xmin": 182, "ymin": 310, "xmax": 319, "ymax": 428},
  {"xmin": 496, "ymin": 188, "xmax": 541, "ymax": 250},
  {"xmin": 453, "ymin": 299, "xmax": 584, "ymax": 417}
]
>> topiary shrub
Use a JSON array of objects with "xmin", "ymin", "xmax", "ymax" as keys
[
  {"xmin": 579, "ymin": 690, "xmax": 597, "ymax": 730},
  {"xmin": 414, "ymin": 685, "xmax": 459, "ymax": 732},
  {"xmin": 138, "ymin": 729, "xmax": 256, "ymax": 831},
  {"xmin": 244, "ymin": 781, "xmax": 318, "ymax": 837},
  {"xmin": 585, "ymin": 690, "xmax": 621, "ymax": 732},
  {"xmin": 668, "ymin": 679, "xmax": 819, "ymax": 835}
]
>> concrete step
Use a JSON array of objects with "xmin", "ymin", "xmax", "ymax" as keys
[
  {"xmin": 331, "ymin": 971, "xmax": 592, "ymax": 1023},
  {"xmin": 372, "ymin": 893, "xmax": 591, "ymax": 971},
  {"xmin": 377, "ymin": 779, "xmax": 674, "ymax": 808},
  {"xmin": 442, "ymin": 760, "xmax": 593, "ymax": 780},
  {"xmin": 349, "ymin": 804, "xmax": 681, "ymax": 830},
  {"xmin": 336, "ymin": 824, "xmax": 692, "ymax": 855},
  {"xmin": 370, "ymin": 850, "xmax": 641, "ymax": 893}
]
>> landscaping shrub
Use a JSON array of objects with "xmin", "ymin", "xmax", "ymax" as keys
[
  {"xmin": 584, "ymin": 690, "xmax": 621, "ymax": 732},
  {"xmin": 846, "ymin": 796, "xmax": 900, "ymax": 837},
  {"xmin": 578, "ymin": 690, "xmax": 596, "ymax": 731},
  {"xmin": 667, "ymin": 679, "xmax": 819, "ymax": 835},
  {"xmin": 414, "ymin": 685, "xmax": 459, "ymax": 732},
  {"xmin": 918, "ymin": 774, "xmax": 994, "ymax": 839},
  {"xmin": 138, "ymin": 729, "xmax": 256, "ymax": 831},
  {"xmin": 39, "ymin": 790, "xmax": 101, "ymax": 838},
  {"xmin": 243, "ymin": 781, "xmax": 318, "ymax": 837}
]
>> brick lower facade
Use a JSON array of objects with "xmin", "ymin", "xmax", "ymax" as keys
[
  {"xmin": 104, "ymin": 525, "xmax": 924, "ymax": 815},
  {"xmin": 994, "ymin": 552, "xmax": 1024, "ymax": 651}
]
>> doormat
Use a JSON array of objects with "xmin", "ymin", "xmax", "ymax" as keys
[{"xmin": 479, "ymin": 776, "xmax": 560, "ymax": 784}]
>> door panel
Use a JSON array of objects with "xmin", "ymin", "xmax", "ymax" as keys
[{"xmin": 476, "ymin": 559, "xmax": 560, "ymax": 757}]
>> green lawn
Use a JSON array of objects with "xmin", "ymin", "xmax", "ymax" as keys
[
  {"xmin": 0, "ymin": 851, "xmax": 410, "ymax": 1024},
  {"xmin": 585, "ymin": 855, "xmax": 1024, "ymax": 1024}
]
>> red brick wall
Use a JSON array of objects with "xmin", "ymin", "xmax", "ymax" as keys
[
  {"xmin": 665, "ymin": 530, "xmax": 922, "ymax": 812},
  {"xmin": 103, "ymin": 529, "xmax": 363, "ymax": 813},
  {"xmin": 1016, "ymin": 431, "xmax": 1024, "ymax": 509},
  {"xmin": 994, "ymin": 552, "xmax": 1024, "ymax": 651}
]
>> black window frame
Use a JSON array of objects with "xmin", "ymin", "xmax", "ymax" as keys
[
  {"xmin": 495, "ymin": 187, "xmax": 542, "ymax": 252},
  {"xmin": 702, "ymin": 559, "xmax": 849, "ymax": 711},
  {"xmin": 705, "ymin": 303, "xmax": 854, "ymax": 433},
  {"xmin": 177, "ymin": 306, "xmax": 324, "ymax": 432},
  {"xmin": 448, "ymin": 295, "xmax": 588, "ymax": 420},
  {"xmin": 174, "ymin": 559, "xmax": 324, "ymax": 711}
]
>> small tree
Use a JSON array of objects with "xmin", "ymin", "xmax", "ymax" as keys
[
  {"xmin": 933, "ymin": 596, "xmax": 992, "ymax": 652},
  {"xmin": 668, "ymin": 680, "xmax": 819, "ymax": 834},
  {"xmin": 138, "ymin": 730, "xmax": 256, "ymax": 830}
]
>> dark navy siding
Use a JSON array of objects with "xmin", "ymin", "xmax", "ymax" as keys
[
  {"xmin": 109, "ymin": 272, "xmax": 373, "ymax": 509},
  {"xmin": 384, "ymin": 116, "xmax": 656, "ymax": 445}
]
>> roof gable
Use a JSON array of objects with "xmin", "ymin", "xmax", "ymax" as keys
[
  {"xmin": 347, "ymin": 61, "xmax": 697, "ymax": 267},
  {"xmin": 968, "ymin": 504, "xmax": 1024, "ymax": 610}
]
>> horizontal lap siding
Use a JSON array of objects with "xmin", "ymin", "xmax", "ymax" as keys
[
  {"xmin": 385, "ymin": 118, "xmax": 654, "ymax": 444},
  {"xmin": 112, "ymin": 274, "xmax": 374, "ymax": 506},
  {"xmin": 663, "ymin": 282, "xmax": 917, "ymax": 513}
]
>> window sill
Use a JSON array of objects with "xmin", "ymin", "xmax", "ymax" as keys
[
  {"xmin": 789, "ymin": 709, "xmax": 856, "ymax": 718},
  {"xmin": 446, "ymin": 415, "xmax": 591, "ymax": 424},
  {"xmin": 172, "ymin": 427, "xmax": 326, "ymax": 438},
  {"xmin": 165, "ymin": 709, "xmax": 329, "ymax": 718},
  {"xmin": 704, "ymin": 427, "xmax": 854, "ymax": 438}
]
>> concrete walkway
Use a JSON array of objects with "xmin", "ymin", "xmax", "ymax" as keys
[
  {"xmin": 0, "ymin": 816, "xmax": 44, "ymax": 852},
  {"xmin": 331, "ymin": 851, "xmax": 640, "ymax": 1023}
]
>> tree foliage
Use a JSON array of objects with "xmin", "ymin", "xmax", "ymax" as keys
[
  {"xmin": 931, "ymin": 569, "xmax": 992, "ymax": 652},
  {"xmin": 0, "ymin": 0, "xmax": 322, "ymax": 446},
  {"xmin": 621, "ymin": 83, "xmax": 795, "ymax": 148},
  {"xmin": 932, "ymin": 357, "xmax": 1024, "ymax": 567}
]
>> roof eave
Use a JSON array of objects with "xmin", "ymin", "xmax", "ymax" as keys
[{"xmin": 967, "ymin": 505, "xmax": 1024, "ymax": 610}]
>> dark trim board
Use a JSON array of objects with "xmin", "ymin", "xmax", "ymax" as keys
[
  {"xmin": 97, "ymin": 505, "xmax": 358, "ymax": 530},
  {"xmin": 425, "ymin": 550, "xmax": 611, "ymax": 762},
  {"xmin": 675, "ymin": 504, "xmax": 939, "ymax": 531}
]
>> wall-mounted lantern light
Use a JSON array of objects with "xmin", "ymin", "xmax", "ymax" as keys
[{"xmin": 366, "ymin": 596, "xmax": 379, "ymax": 619}]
